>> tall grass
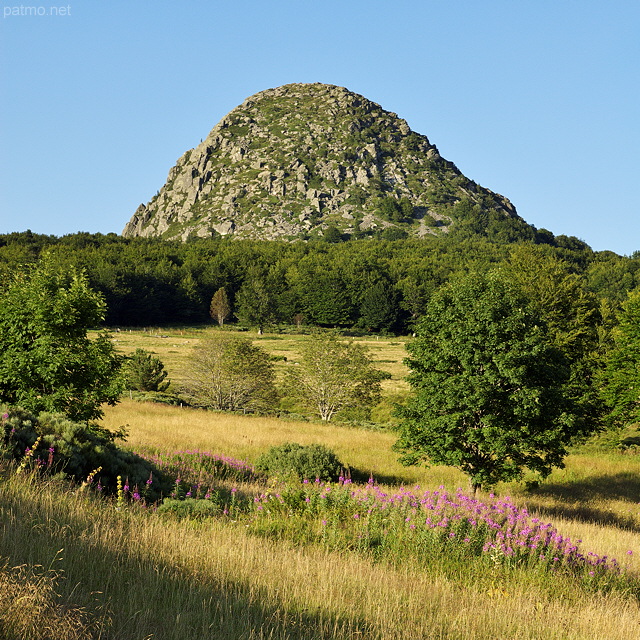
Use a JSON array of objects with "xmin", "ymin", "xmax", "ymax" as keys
[
  {"xmin": 4, "ymin": 329, "xmax": 640, "ymax": 638},
  {"xmin": 101, "ymin": 399, "xmax": 465, "ymax": 487},
  {"xmin": 2, "ymin": 467, "xmax": 640, "ymax": 640},
  {"xmin": 101, "ymin": 400, "xmax": 640, "ymax": 574},
  {"xmin": 0, "ymin": 558, "xmax": 95, "ymax": 640}
]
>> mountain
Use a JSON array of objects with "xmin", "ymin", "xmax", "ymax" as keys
[{"xmin": 122, "ymin": 83, "xmax": 529, "ymax": 242}]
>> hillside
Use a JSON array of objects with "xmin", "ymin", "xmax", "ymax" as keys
[{"xmin": 123, "ymin": 83, "xmax": 530, "ymax": 241}]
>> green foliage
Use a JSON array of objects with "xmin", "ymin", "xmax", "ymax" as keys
[
  {"xmin": 235, "ymin": 269, "xmax": 278, "ymax": 333},
  {"xmin": 3, "ymin": 231, "xmax": 635, "ymax": 340},
  {"xmin": 183, "ymin": 333, "xmax": 279, "ymax": 411},
  {"xmin": 0, "ymin": 259, "xmax": 124, "ymax": 421},
  {"xmin": 498, "ymin": 246, "xmax": 607, "ymax": 435},
  {"xmin": 358, "ymin": 278, "xmax": 400, "ymax": 332},
  {"xmin": 125, "ymin": 348, "xmax": 170, "ymax": 392},
  {"xmin": 289, "ymin": 264, "xmax": 356, "ymax": 327},
  {"xmin": 0, "ymin": 406, "xmax": 171, "ymax": 500},
  {"xmin": 285, "ymin": 333, "xmax": 390, "ymax": 421},
  {"xmin": 379, "ymin": 227, "xmax": 408, "ymax": 241},
  {"xmin": 601, "ymin": 290, "xmax": 640, "ymax": 427},
  {"xmin": 395, "ymin": 270, "xmax": 586, "ymax": 492},
  {"xmin": 157, "ymin": 497, "xmax": 227, "ymax": 520},
  {"xmin": 255, "ymin": 442, "xmax": 344, "ymax": 481},
  {"xmin": 377, "ymin": 196, "xmax": 412, "ymax": 223},
  {"xmin": 322, "ymin": 225, "xmax": 344, "ymax": 243}
]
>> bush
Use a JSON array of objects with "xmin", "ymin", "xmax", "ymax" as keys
[
  {"xmin": 0, "ymin": 406, "xmax": 172, "ymax": 501},
  {"xmin": 125, "ymin": 348, "xmax": 170, "ymax": 392},
  {"xmin": 255, "ymin": 442, "xmax": 344, "ymax": 482},
  {"xmin": 156, "ymin": 497, "xmax": 226, "ymax": 520}
]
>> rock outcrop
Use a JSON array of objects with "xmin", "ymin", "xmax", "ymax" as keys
[{"xmin": 123, "ymin": 83, "xmax": 521, "ymax": 241}]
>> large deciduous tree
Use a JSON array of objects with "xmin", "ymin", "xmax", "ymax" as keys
[
  {"xmin": 601, "ymin": 290, "xmax": 640, "ymax": 427},
  {"xmin": 183, "ymin": 333, "xmax": 278, "ymax": 412},
  {"xmin": 285, "ymin": 334, "xmax": 389, "ymax": 421},
  {"xmin": 498, "ymin": 246, "xmax": 607, "ymax": 435},
  {"xmin": 0, "ymin": 260, "xmax": 123, "ymax": 421},
  {"xmin": 394, "ymin": 271, "xmax": 593, "ymax": 494}
]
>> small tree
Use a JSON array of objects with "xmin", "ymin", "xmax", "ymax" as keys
[
  {"xmin": 126, "ymin": 348, "xmax": 170, "ymax": 392},
  {"xmin": 235, "ymin": 275, "xmax": 277, "ymax": 334},
  {"xmin": 286, "ymin": 334, "xmax": 389, "ymax": 421},
  {"xmin": 394, "ymin": 271, "xmax": 588, "ymax": 494},
  {"xmin": 0, "ymin": 260, "xmax": 123, "ymax": 421},
  {"xmin": 183, "ymin": 334, "xmax": 278, "ymax": 412},
  {"xmin": 210, "ymin": 287, "xmax": 231, "ymax": 327}
]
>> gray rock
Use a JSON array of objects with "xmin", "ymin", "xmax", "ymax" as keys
[{"xmin": 122, "ymin": 82, "xmax": 521, "ymax": 241}]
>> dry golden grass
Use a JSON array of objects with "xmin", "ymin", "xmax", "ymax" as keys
[
  {"xmin": 0, "ymin": 559, "xmax": 95, "ymax": 640},
  {"xmin": 101, "ymin": 399, "xmax": 465, "ymax": 487},
  {"xmin": 103, "ymin": 326, "xmax": 411, "ymax": 393},
  {"xmin": 2, "ymin": 470, "xmax": 640, "ymax": 640},
  {"xmin": 100, "ymin": 400, "xmax": 640, "ymax": 576}
]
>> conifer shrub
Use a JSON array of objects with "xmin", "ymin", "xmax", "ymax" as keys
[
  {"xmin": 255, "ymin": 442, "xmax": 344, "ymax": 482},
  {"xmin": 0, "ymin": 405, "xmax": 171, "ymax": 501},
  {"xmin": 125, "ymin": 348, "xmax": 170, "ymax": 392}
]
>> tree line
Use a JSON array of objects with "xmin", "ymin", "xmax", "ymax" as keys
[
  {"xmin": 4, "ymin": 236, "xmax": 640, "ymax": 493},
  {"xmin": 1, "ymin": 230, "xmax": 640, "ymax": 333}
]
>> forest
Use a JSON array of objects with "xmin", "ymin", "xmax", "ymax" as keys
[{"xmin": 1, "ymin": 228, "xmax": 639, "ymax": 332}]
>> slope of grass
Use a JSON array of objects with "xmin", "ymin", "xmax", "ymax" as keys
[
  {"xmin": 2, "ymin": 466, "xmax": 640, "ymax": 640},
  {"xmin": 101, "ymin": 399, "xmax": 464, "ymax": 487},
  {"xmin": 4, "ymin": 327, "xmax": 638, "ymax": 638}
]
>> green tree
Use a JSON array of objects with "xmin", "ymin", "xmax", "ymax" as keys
[
  {"xmin": 125, "ymin": 348, "xmax": 170, "ymax": 392},
  {"xmin": 286, "ymin": 334, "xmax": 389, "ymax": 421},
  {"xmin": 601, "ymin": 290, "xmax": 640, "ymax": 427},
  {"xmin": 183, "ymin": 334, "xmax": 278, "ymax": 412},
  {"xmin": 359, "ymin": 278, "xmax": 399, "ymax": 332},
  {"xmin": 235, "ymin": 270, "xmax": 278, "ymax": 334},
  {"xmin": 498, "ymin": 246, "xmax": 606, "ymax": 435},
  {"xmin": 290, "ymin": 265, "xmax": 355, "ymax": 327},
  {"xmin": 395, "ymin": 271, "xmax": 588, "ymax": 494},
  {"xmin": 322, "ymin": 225, "xmax": 343, "ymax": 243},
  {"xmin": 0, "ymin": 260, "xmax": 123, "ymax": 421},
  {"xmin": 209, "ymin": 286, "xmax": 231, "ymax": 326},
  {"xmin": 378, "ymin": 196, "xmax": 405, "ymax": 223}
]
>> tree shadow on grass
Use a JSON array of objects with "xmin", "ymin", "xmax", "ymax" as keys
[
  {"xmin": 348, "ymin": 467, "xmax": 406, "ymax": 486},
  {"xmin": 0, "ymin": 484, "xmax": 376, "ymax": 640},
  {"xmin": 525, "ymin": 472, "xmax": 640, "ymax": 532}
]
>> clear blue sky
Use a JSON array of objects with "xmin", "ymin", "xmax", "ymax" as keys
[{"xmin": 1, "ymin": 1, "xmax": 638, "ymax": 254}]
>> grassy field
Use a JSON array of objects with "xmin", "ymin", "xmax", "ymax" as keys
[
  {"xmin": 3, "ymin": 326, "xmax": 640, "ymax": 639},
  {"xmin": 107, "ymin": 326, "xmax": 411, "ymax": 395}
]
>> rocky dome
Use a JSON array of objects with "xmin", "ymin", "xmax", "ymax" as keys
[{"xmin": 123, "ymin": 83, "xmax": 521, "ymax": 241}]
